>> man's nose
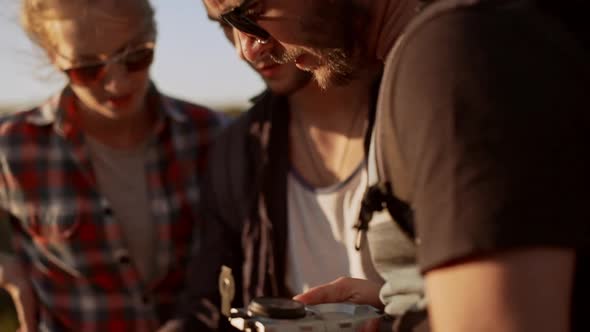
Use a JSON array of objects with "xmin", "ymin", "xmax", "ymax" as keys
[{"xmin": 235, "ymin": 29, "xmax": 271, "ymax": 63}]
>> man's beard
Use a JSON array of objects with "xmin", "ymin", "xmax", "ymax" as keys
[
  {"xmin": 270, "ymin": 47, "xmax": 356, "ymax": 90},
  {"xmin": 269, "ymin": 0, "xmax": 368, "ymax": 89}
]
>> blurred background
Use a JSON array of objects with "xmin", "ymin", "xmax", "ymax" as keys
[{"xmin": 0, "ymin": 0, "xmax": 266, "ymax": 329}]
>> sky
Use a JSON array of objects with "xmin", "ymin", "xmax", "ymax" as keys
[{"xmin": 0, "ymin": 0, "xmax": 265, "ymax": 112}]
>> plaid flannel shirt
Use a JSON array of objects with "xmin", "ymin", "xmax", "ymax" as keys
[{"xmin": 0, "ymin": 85, "xmax": 221, "ymax": 331}]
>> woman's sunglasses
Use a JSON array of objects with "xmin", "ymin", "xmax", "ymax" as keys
[{"xmin": 61, "ymin": 42, "xmax": 155, "ymax": 85}]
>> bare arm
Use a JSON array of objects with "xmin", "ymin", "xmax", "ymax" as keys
[{"xmin": 425, "ymin": 248, "xmax": 574, "ymax": 332}]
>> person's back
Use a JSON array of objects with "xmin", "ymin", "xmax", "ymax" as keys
[{"xmin": 374, "ymin": 0, "xmax": 590, "ymax": 330}]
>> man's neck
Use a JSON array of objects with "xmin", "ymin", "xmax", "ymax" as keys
[
  {"xmin": 287, "ymin": 70, "xmax": 377, "ymax": 188},
  {"xmin": 289, "ymin": 73, "xmax": 373, "ymax": 129},
  {"xmin": 365, "ymin": 0, "xmax": 420, "ymax": 61}
]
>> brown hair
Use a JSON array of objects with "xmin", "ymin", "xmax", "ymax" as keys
[{"xmin": 20, "ymin": 0, "xmax": 156, "ymax": 53}]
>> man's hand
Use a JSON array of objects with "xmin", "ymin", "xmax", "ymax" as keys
[
  {"xmin": 1, "ymin": 255, "xmax": 37, "ymax": 332},
  {"xmin": 293, "ymin": 277, "xmax": 384, "ymax": 310},
  {"xmin": 294, "ymin": 278, "xmax": 386, "ymax": 332}
]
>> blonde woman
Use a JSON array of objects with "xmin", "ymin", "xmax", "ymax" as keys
[{"xmin": 0, "ymin": 0, "xmax": 221, "ymax": 331}]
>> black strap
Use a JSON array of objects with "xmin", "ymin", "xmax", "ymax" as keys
[
  {"xmin": 354, "ymin": 182, "xmax": 415, "ymax": 250},
  {"xmin": 354, "ymin": 184, "xmax": 387, "ymax": 250},
  {"xmin": 383, "ymin": 182, "xmax": 415, "ymax": 239},
  {"xmin": 363, "ymin": 75, "xmax": 382, "ymax": 156},
  {"xmin": 355, "ymin": 74, "xmax": 415, "ymax": 250}
]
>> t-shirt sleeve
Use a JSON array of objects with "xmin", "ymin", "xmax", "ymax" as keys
[{"xmin": 389, "ymin": 7, "xmax": 590, "ymax": 272}]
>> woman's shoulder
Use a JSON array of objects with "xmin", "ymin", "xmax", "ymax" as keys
[
  {"xmin": 0, "ymin": 107, "xmax": 55, "ymax": 160},
  {"xmin": 0, "ymin": 91, "xmax": 63, "ymax": 132},
  {"xmin": 0, "ymin": 106, "xmax": 48, "ymax": 136}
]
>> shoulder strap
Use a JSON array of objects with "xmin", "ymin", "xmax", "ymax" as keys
[
  {"xmin": 354, "ymin": 50, "xmax": 415, "ymax": 250},
  {"xmin": 363, "ymin": 75, "xmax": 383, "ymax": 156}
]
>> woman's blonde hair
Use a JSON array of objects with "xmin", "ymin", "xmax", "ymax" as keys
[{"xmin": 20, "ymin": 0, "xmax": 156, "ymax": 53}]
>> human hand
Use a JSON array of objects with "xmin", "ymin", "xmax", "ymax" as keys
[
  {"xmin": 294, "ymin": 277, "xmax": 390, "ymax": 332},
  {"xmin": 293, "ymin": 277, "xmax": 384, "ymax": 310},
  {"xmin": 156, "ymin": 319, "xmax": 183, "ymax": 332}
]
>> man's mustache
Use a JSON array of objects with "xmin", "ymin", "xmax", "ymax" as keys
[{"xmin": 270, "ymin": 48, "xmax": 304, "ymax": 65}]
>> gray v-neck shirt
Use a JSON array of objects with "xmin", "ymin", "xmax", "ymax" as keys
[{"xmin": 86, "ymin": 136, "xmax": 156, "ymax": 283}]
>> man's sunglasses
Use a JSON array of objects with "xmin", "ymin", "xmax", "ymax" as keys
[
  {"xmin": 61, "ymin": 42, "xmax": 155, "ymax": 85},
  {"xmin": 220, "ymin": 1, "xmax": 270, "ymax": 43}
]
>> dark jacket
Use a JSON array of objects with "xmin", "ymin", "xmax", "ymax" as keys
[{"xmin": 180, "ymin": 91, "xmax": 292, "ymax": 331}]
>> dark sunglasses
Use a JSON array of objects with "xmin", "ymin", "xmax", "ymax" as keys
[
  {"xmin": 220, "ymin": 0, "xmax": 270, "ymax": 42},
  {"xmin": 62, "ymin": 42, "xmax": 155, "ymax": 85}
]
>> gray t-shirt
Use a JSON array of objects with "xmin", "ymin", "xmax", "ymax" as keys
[{"xmin": 86, "ymin": 136, "xmax": 156, "ymax": 283}]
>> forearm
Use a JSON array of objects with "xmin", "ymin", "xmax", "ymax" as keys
[{"xmin": 425, "ymin": 248, "xmax": 574, "ymax": 332}]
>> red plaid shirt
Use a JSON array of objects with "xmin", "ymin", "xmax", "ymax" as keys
[{"xmin": 0, "ymin": 85, "xmax": 221, "ymax": 331}]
